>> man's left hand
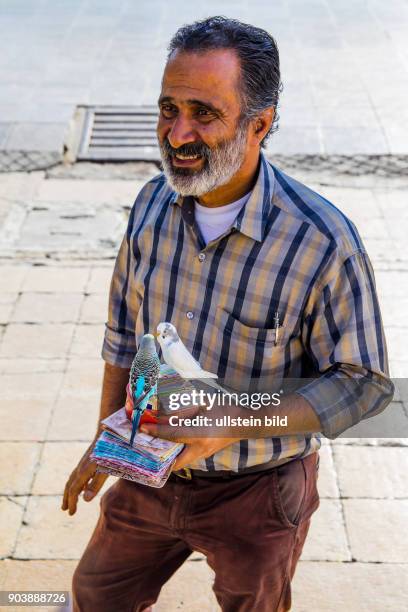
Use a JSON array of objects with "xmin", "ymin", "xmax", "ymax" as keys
[{"xmin": 140, "ymin": 417, "xmax": 236, "ymax": 471}]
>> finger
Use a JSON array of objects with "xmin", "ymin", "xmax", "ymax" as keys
[
  {"xmin": 140, "ymin": 423, "xmax": 185, "ymax": 442},
  {"xmin": 172, "ymin": 445, "xmax": 201, "ymax": 471},
  {"xmin": 83, "ymin": 472, "xmax": 108, "ymax": 501},
  {"xmin": 62, "ymin": 471, "xmax": 77, "ymax": 511},
  {"xmin": 61, "ymin": 480, "xmax": 71, "ymax": 510},
  {"xmin": 67, "ymin": 466, "xmax": 95, "ymax": 515},
  {"xmin": 67, "ymin": 479, "xmax": 84, "ymax": 516}
]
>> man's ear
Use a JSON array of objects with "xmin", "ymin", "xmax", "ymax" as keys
[{"xmin": 250, "ymin": 108, "xmax": 275, "ymax": 145}]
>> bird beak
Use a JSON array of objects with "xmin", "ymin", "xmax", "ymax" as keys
[{"xmin": 154, "ymin": 331, "xmax": 160, "ymax": 338}]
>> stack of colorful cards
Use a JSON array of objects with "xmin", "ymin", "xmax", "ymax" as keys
[{"xmin": 91, "ymin": 407, "xmax": 183, "ymax": 487}]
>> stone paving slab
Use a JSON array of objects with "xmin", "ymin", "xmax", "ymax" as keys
[
  {"xmin": 363, "ymin": 237, "xmax": 407, "ymax": 265},
  {"xmin": 316, "ymin": 444, "xmax": 339, "ymax": 499},
  {"xmin": 155, "ymin": 559, "xmax": 218, "ymax": 612},
  {"xmin": 0, "ymin": 358, "xmax": 66, "ymax": 375},
  {"xmin": 47, "ymin": 162, "xmax": 159, "ymax": 181},
  {"xmin": 299, "ymin": 499, "xmax": 350, "ymax": 562},
  {"xmin": 0, "ymin": 497, "xmax": 26, "ymax": 558},
  {"xmin": 21, "ymin": 266, "xmax": 90, "ymax": 293},
  {"xmin": 343, "ymin": 499, "xmax": 408, "ymax": 563},
  {"xmin": 69, "ymin": 324, "xmax": 106, "ymax": 359},
  {"xmin": 292, "ymin": 561, "xmax": 408, "ymax": 612},
  {"xmin": 0, "ymin": 264, "xmax": 28, "ymax": 293},
  {"xmin": 0, "ymin": 200, "xmax": 118, "ymax": 257},
  {"xmin": 0, "ymin": 172, "xmax": 44, "ymax": 200},
  {"xmin": 36, "ymin": 179, "xmax": 143, "ymax": 205},
  {"xmin": 14, "ymin": 495, "xmax": 102, "ymax": 560},
  {"xmin": 79, "ymin": 293, "xmax": 109, "ymax": 324},
  {"xmin": 389, "ymin": 362, "xmax": 408, "ymax": 378},
  {"xmin": 32, "ymin": 442, "xmax": 90, "ymax": 496},
  {"xmin": 47, "ymin": 396, "xmax": 99, "ymax": 443},
  {"xmin": 59, "ymin": 359, "xmax": 104, "ymax": 399},
  {"xmin": 0, "ymin": 399, "xmax": 54, "ymax": 442},
  {"xmin": 11, "ymin": 293, "xmax": 84, "ymax": 324},
  {"xmin": 0, "ymin": 559, "xmax": 77, "ymax": 612},
  {"xmin": 0, "ymin": 443, "xmax": 41, "ymax": 495},
  {"xmin": 384, "ymin": 328, "xmax": 408, "ymax": 362},
  {"xmin": 1, "ymin": 372, "xmax": 64, "ymax": 400},
  {"xmin": 0, "ymin": 323, "xmax": 75, "ymax": 359},
  {"xmin": 86, "ymin": 266, "xmax": 114, "ymax": 294},
  {"xmin": 0, "ymin": 292, "xmax": 17, "ymax": 324},
  {"xmin": 0, "ymin": 370, "xmax": 64, "ymax": 442},
  {"xmin": 333, "ymin": 446, "xmax": 408, "ymax": 499},
  {"xmin": 379, "ymin": 296, "xmax": 408, "ymax": 329},
  {"xmin": 0, "ymin": 172, "xmax": 43, "ymax": 227},
  {"xmin": 8, "ymin": 203, "xmax": 126, "ymax": 256}
]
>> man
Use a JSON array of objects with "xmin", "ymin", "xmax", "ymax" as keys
[{"xmin": 63, "ymin": 16, "xmax": 393, "ymax": 612}]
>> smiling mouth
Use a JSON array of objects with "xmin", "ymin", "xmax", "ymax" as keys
[{"xmin": 172, "ymin": 153, "xmax": 203, "ymax": 165}]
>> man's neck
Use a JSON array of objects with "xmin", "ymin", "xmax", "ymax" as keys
[{"xmin": 196, "ymin": 150, "xmax": 261, "ymax": 208}]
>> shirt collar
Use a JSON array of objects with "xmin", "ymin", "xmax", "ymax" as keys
[{"xmin": 170, "ymin": 151, "xmax": 276, "ymax": 243}]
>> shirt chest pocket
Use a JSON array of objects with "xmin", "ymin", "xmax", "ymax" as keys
[{"xmin": 203, "ymin": 307, "xmax": 287, "ymax": 391}]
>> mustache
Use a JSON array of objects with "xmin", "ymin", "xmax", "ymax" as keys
[{"xmin": 161, "ymin": 138, "xmax": 211, "ymax": 159}]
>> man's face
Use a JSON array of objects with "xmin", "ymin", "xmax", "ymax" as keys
[{"xmin": 157, "ymin": 49, "xmax": 251, "ymax": 197}]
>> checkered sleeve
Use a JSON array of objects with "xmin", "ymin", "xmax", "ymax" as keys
[
  {"xmin": 296, "ymin": 249, "xmax": 394, "ymax": 439},
  {"xmin": 101, "ymin": 204, "xmax": 139, "ymax": 369}
]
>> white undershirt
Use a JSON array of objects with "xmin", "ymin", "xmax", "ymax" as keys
[{"xmin": 194, "ymin": 192, "xmax": 251, "ymax": 245}]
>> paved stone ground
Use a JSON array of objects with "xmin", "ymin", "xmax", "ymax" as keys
[
  {"xmin": 1, "ymin": 0, "xmax": 408, "ymax": 159},
  {"xmin": 0, "ymin": 164, "xmax": 407, "ymax": 611}
]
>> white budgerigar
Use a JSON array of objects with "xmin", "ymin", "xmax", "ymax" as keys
[
  {"xmin": 156, "ymin": 322, "xmax": 232, "ymax": 397},
  {"xmin": 156, "ymin": 322, "xmax": 218, "ymax": 380}
]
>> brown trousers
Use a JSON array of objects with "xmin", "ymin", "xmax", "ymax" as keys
[{"xmin": 72, "ymin": 452, "xmax": 319, "ymax": 612}]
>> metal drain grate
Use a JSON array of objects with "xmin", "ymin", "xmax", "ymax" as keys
[{"xmin": 74, "ymin": 105, "xmax": 160, "ymax": 161}]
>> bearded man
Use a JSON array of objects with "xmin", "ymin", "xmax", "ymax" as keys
[{"xmin": 64, "ymin": 16, "xmax": 393, "ymax": 612}]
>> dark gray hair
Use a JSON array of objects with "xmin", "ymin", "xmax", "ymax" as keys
[{"xmin": 167, "ymin": 16, "xmax": 282, "ymax": 147}]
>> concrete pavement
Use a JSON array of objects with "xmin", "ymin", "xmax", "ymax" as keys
[
  {"xmin": 0, "ymin": 164, "xmax": 407, "ymax": 610},
  {"xmin": 1, "ymin": 0, "xmax": 408, "ymax": 163}
]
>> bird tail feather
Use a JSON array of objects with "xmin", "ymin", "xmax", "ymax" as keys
[{"xmin": 130, "ymin": 408, "xmax": 142, "ymax": 446}]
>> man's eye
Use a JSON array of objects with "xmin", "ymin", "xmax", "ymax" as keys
[
  {"xmin": 161, "ymin": 106, "xmax": 176, "ymax": 117},
  {"xmin": 197, "ymin": 109, "xmax": 212, "ymax": 117}
]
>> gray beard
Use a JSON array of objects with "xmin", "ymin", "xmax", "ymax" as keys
[{"xmin": 159, "ymin": 124, "xmax": 248, "ymax": 197}]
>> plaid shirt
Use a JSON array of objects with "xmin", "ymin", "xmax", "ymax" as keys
[{"xmin": 102, "ymin": 152, "xmax": 393, "ymax": 471}]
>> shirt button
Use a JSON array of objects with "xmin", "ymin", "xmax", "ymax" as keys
[
  {"xmin": 186, "ymin": 311, "xmax": 194, "ymax": 320},
  {"xmin": 198, "ymin": 252, "xmax": 206, "ymax": 262}
]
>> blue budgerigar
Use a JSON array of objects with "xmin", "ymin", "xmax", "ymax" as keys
[{"xmin": 129, "ymin": 333, "xmax": 160, "ymax": 446}]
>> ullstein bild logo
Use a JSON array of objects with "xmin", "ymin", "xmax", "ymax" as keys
[
  {"xmin": 168, "ymin": 389, "xmax": 283, "ymax": 411},
  {"xmin": 167, "ymin": 413, "xmax": 288, "ymax": 428}
]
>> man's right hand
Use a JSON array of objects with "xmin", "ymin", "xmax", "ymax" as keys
[{"xmin": 61, "ymin": 443, "xmax": 108, "ymax": 516}]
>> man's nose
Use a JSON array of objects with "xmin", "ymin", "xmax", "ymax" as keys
[{"xmin": 166, "ymin": 115, "xmax": 197, "ymax": 149}]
